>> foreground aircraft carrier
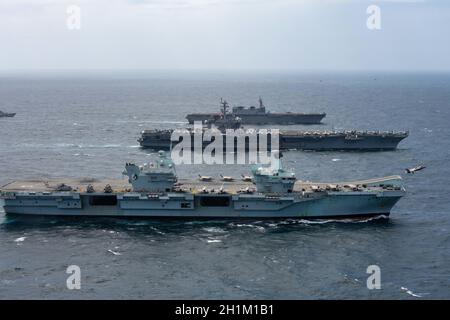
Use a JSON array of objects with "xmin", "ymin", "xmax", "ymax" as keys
[{"xmin": 0, "ymin": 151, "xmax": 405, "ymax": 218}]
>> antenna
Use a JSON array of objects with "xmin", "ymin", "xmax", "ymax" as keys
[{"xmin": 220, "ymin": 98, "xmax": 229, "ymax": 116}]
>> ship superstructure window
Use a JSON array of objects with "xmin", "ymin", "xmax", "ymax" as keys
[
  {"xmin": 89, "ymin": 195, "xmax": 118, "ymax": 206},
  {"xmin": 200, "ymin": 196, "xmax": 230, "ymax": 207}
]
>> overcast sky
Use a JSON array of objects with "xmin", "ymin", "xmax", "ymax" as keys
[{"xmin": 1, "ymin": 0, "xmax": 449, "ymax": 72}]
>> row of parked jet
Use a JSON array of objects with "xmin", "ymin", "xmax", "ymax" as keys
[{"xmin": 198, "ymin": 174, "xmax": 253, "ymax": 182}]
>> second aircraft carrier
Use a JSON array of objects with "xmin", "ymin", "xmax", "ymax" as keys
[{"xmin": 138, "ymin": 128, "xmax": 408, "ymax": 151}]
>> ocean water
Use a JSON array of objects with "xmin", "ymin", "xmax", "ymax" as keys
[{"xmin": 0, "ymin": 71, "xmax": 449, "ymax": 299}]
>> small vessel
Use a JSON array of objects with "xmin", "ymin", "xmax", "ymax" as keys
[
  {"xmin": 0, "ymin": 151, "xmax": 405, "ymax": 218},
  {"xmin": 186, "ymin": 98, "xmax": 326, "ymax": 125},
  {"xmin": 0, "ymin": 110, "xmax": 16, "ymax": 118},
  {"xmin": 138, "ymin": 129, "xmax": 409, "ymax": 151}
]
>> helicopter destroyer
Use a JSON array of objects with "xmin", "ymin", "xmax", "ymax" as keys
[
  {"xmin": 0, "ymin": 151, "xmax": 405, "ymax": 218},
  {"xmin": 186, "ymin": 98, "xmax": 326, "ymax": 125}
]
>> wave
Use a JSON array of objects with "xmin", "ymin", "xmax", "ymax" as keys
[
  {"xmin": 202, "ymin": 227, "xmax": 227, "ymax": 233},
  {"xmin": 400, "ymin": 286, "xmax": 424, "ymax": 298},
  {"xmin": 206, "ymin": 239, "xmax": 222, "ymax": 243},
  {"xmin": 54, "ymin": 143, "xmax": 123, "ymax": 149},
  {"xmin": 118, "ymin": 120, "xmax": 185, "ymax": 124},
  {"xmin": 266, "ymin": 215, "xmax": 389, "ymax": 227},
  {"xmin": 229, "ymin": 223, "xmax": 266, "ymax": 232},
  {"xmin": 150, "ymin": 226, "xmax": 166, "ymax": 235}
]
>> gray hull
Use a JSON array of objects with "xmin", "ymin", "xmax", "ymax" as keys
[
  {"xmin": 1, "ymin": 191, "xmax": 402, "ymax": 219},
  {"xmin": 138, "ymin": 131, "xmax": 408, "ymax": 151},
  {"xmin": 0, "ymin": 113, "xmax": 15, "ymax": 118},
  {"xmin": 280, "ymin": 134, "xmax": 406, "ymax": 150},
  {"xmin": 186, "ymin": 113, "xmax": 325, "ymax": 125}
]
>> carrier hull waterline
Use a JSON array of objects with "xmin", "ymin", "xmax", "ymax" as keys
[{"xmin": 0, "ymin": 193, "xmax": 402, "ymax": 218}]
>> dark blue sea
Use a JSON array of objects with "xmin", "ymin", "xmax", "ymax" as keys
[{"xmin": 0, "ymin": 71, "xmax": 449, "ymax": 299}]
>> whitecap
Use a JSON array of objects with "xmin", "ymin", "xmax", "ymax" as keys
[
  {"xmin": 55, "ymin": 143, "xmax": 80, "ymax": 148},
  {"xmin": 150, "ymin": 226, "xmax": 165, "ymax": 235},
  {"xmin": 401, "ymin": 287, "xmax": 423, "ymax": 298},
  {"xmin": 233, "ymin": 223, "xmax": 265, "ymax": 232},
  {"xmin": 203, "ymin": 227, "xmax": 227, "ymax": 233},
  {"xmin": 271, "ymin": 215, "xmax": 388, "ymax": 226},
  {"xmin": 14, "ymin": 236, "xmax": 26, "ymax": 242},
  {"xmin": 87, "ymin": 144, "xmax": 121, "ymax": 148},
  {"xmin": 206, "ymin": 239, "xmax": 222, "ymax": 243},
  {"xmin": 107, "ymin": 249, "xmax": 122, "ymax": 256},
  {"xmin": 139, "ymin": 120, "xmax": 185, "ymax": 124}
]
